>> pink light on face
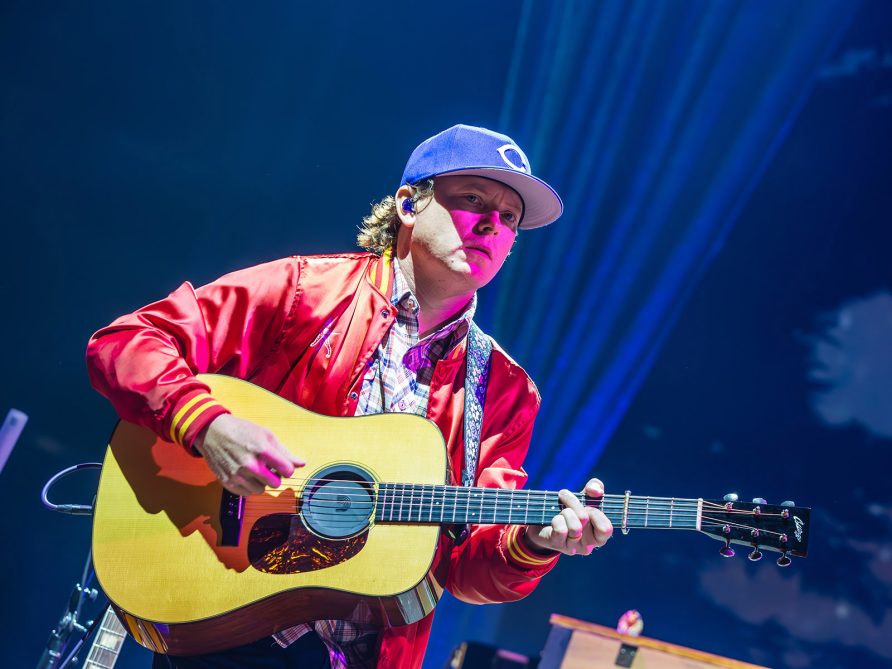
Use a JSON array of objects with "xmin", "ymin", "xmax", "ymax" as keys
[{"xmin": 443, "ymin": 181, "xmax": 518, "ymax": 280}]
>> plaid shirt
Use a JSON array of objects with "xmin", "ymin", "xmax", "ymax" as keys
[{"xmin": 273, "ymin": 255, "xmax": 475, "ymax": 667}]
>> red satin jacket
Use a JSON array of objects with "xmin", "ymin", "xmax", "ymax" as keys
[{"xmin": 86, "ymin": 251, "xmax": 559, "ymax": 668}]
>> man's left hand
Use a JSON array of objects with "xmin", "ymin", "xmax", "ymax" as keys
[{"xmin": 523, "ymin": 478, "xmax": 613, "ymax": 556}]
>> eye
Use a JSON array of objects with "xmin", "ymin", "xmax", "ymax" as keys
[
  {"xmin": 502, "ymin": 211, "xmax": 519, "ymax": 230},
  {"xmin": 465, "ymin": 193, "xmax": 481, "ymax": 205}
]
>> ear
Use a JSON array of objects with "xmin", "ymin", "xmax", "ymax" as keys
[{"xmin": 395, "ymin": 185, "xmax": 416, "ymax": 228}]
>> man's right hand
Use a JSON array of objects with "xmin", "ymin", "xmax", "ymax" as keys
[{"xmin": 192, "ymin": 414, "xmax": 305, "ymax": 496}]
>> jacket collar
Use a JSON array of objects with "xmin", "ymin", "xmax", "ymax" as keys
[{"xmin": 366, "ymin": 247, "xmax": 395, "ymax": 299}]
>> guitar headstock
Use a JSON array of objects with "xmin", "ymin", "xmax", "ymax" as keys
[{"xmin": 700, "ymin": 495, "xmax": 810, "ymax": 566}]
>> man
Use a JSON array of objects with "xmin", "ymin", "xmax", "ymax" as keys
[{"xmin": 87, "ymin": 124, "xmax": 613, "ymax": 669}]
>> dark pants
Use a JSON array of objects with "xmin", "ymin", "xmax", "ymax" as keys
[{"xmin": 152, "ymin": 632, "xmax": 332, "ymax": 669}]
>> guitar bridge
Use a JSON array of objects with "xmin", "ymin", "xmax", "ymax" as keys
[{"xmin": 219, "ymin": 491, "xmax": 245, "ymax": 546}]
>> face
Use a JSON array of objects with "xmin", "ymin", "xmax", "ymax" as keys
[{"xmin": 400, "ymin": 175, "xmax": 523, "ymax": 294}]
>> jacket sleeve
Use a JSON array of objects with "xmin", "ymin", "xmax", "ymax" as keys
[
  {"xmin": 86, "ymin": 258, "xmax": 300, "ymax": 450},
  {"xmin": 443, "ymin": 391, "xmax": 560, "ymax": 605}
]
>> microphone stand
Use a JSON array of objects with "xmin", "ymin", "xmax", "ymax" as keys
[{"xmin": 35, "ymin": 547, "xmax": 100, "ymax": 669}]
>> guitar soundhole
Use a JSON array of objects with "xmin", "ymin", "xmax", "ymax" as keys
[
  {"xmin": 247, "ymin": 465, "xmax": 376, "ymax": 574},
  {"xmin": 301, "ymin": 464, "xmax": 376, "ymax": 539}
]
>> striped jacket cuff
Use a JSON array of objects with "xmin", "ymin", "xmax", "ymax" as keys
[
  {"xmin": 504, "ymin": 525, "xmax": 560, "ymax": 569},
  {"xmin": 168, "ymin": 391, "xmax": 230, "ymax": 452}
]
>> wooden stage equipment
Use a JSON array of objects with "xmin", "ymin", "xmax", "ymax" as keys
[{"xmin": 539, "ymin": 614, "xmax": 770, "ymax": 669}]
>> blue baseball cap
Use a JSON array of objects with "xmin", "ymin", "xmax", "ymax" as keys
[{"xmin": 400, "ymin": 124, "xmax": 563, "ymax": 229}]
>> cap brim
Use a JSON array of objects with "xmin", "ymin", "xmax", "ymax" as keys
[{"xmin": 434, "ymin": 167, "xmax": 563, "ymax": 229}]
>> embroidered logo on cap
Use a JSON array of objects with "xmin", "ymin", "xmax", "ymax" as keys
[{"xmin": 497, "ymin": 144, "xmax": 530, "ymax": 173}]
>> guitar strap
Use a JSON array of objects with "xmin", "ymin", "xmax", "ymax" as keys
[
  {"xmin": 450, "ymin": 321, "xmax": 492, "ymax": 546},
  {"xmin": 462, "ymin": 320, "xmax": 492, "ymax": 487}
]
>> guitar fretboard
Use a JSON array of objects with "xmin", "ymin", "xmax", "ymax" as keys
[
  {"xmin": 375, "ymin": 484, "xmax": 701, "ymax": 530},
  {"xmin": 84, "ymin": 606, "xmax": 127, "ymax": 669}
]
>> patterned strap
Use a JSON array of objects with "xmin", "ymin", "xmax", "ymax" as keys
[{"xmin": 462, "ymin": 321, "xmax": 492, "ymax": 488}]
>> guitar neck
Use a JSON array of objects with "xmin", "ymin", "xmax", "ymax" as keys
[
  {"xmin": 83, "ymin": 606, "xmax": 127, "ymax": 669},
  {"xmin": 375, "ymin": 484, "xmax": 702, "ymax": 531}
]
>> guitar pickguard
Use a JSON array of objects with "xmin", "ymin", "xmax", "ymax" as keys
[{"xmin": 247, "ymin": 513, "xmax": 368, "ymax": 574}]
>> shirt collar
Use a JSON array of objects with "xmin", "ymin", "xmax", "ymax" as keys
[{"xmin": 391, "ymin": 255, "xmax": 477, "ymax": 335}]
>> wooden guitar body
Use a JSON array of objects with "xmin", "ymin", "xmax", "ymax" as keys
[{"xmin": 92, "ymin": 375, "xmax": 446, "ymax": 655}]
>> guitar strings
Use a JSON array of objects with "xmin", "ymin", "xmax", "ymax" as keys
[
  {"xmin": 240, "ymin": 497, "xmax": 788, "ymax": 535},
  {"xmin": 281, "ymin": 497, "xmax": 701, "ymax": 511},
  {"xmin": 258, "ymin": 478, "xmax": 794, "ymax": 516},
  {"xmin": 226, "ymin": 508, "xmax": 789, "ymax": 541},
  {"xmin": 240, "ymin": 498, "xmax": 703, "ymax": 515},
  {"xmin": 232, "ymin": 494, "xmax": 780, "ymax": 524},
  {"xmin": 238, "ymin": 498, "xmax": 770, "ymax": 523},
  {"xmin": 242, "ymin": 497, "xmax": 702, "ymax": 519},
  {"xmin": 272, "ymin": 504, "xmax": 787, "ymax": 537},
  {"xmin": 238, "ymin": 494, "xmax": 717, "ymax": 514},
  {"xmin": 238, "ymin": 497, "xmax": 702, "ymax": 515},
  {"xmin": 225, "ymin": 482, "xmax": 793, "ymax": 536},
  {"xmin": 240, "ymin": 478, "xmax": 708, "ymax": 505}
]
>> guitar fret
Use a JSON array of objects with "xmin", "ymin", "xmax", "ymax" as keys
[
  {"xmin": 87, "ymin": 647, "xmax": 116, "ymax": 664},
  {"xmin": 389, "ymin": 483, "xmax": 395, "ymax": 522},
  {"xmin": 92, "ymin": 631, "xmax": 125, "ymax": 649},
  {"xmin": 545, "ymin": 493, "xmax": 552, "ymax": 523}
]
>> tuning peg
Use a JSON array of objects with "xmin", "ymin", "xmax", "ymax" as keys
[
  {"xmin": 776, "ymin": 551, "xmax": 791, "ymax": 567},
  {"xmin": 719, "ymin": 539, "xmax": 735, "ymax": 558},
  {"xmin": 781, "ymin": 500, "xmax": 796, "ymax": 507},
  {"xmin": 752, "ymin": 497, "xmax": 767, "ymax": 505},
  {"xmin": 723, "ymin": 493, "xmax": 738, "ymax": 502},
  {"xmin": 748, "ymin": 547, "xmax": 763, "ymax": 561}
]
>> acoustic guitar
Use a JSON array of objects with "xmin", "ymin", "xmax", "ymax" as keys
[{"xmin": 92, "ymin": 374, "xmax": 810, "ymax": 656}]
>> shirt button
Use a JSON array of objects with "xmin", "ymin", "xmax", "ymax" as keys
[
  {"xmin": 407, "ymin": 299, "xmax": 416, "ymax": 310},
  {"xmin": 349, "ymin": 391, "xmax": 358, "ymax": 400},
  {"xmin": 381, "ymin": 308, "xmax": 390, "ymax": 318}
]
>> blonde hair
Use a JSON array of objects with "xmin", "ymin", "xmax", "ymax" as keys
[{"xmin": 356, "ymin": 178, "xmax": 435, "ymax": 253}]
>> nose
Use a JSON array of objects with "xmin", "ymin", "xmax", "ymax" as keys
[{"xmin": 476, "ymin": 209, "xmax": 500, "ymax": 234}]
